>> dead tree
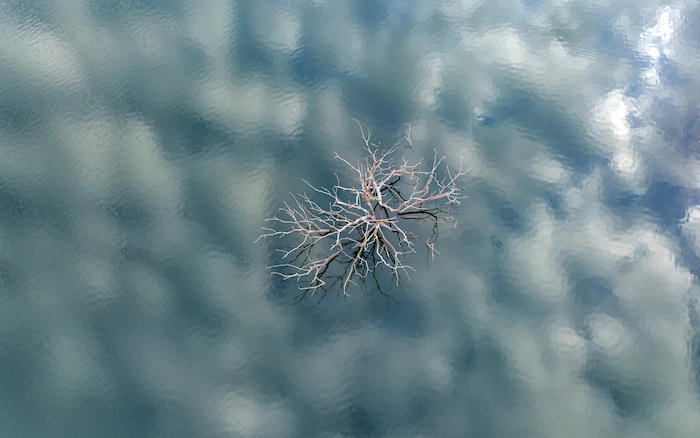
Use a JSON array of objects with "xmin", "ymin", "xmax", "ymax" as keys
[{"xmin": 256, "ymin": 121, "xmax": 469, "ymax": 305}]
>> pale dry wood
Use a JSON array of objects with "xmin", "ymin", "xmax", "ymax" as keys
[{"xmin": 256, "ymin": 121, "xmax": 469, "ymax": 303}]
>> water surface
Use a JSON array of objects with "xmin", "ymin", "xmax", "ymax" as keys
[{"xmin": 1, "ymin": 0, "xmax": 700, "ymax": 436}]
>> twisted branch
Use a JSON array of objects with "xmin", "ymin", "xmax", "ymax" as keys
[{"xmin": 256, "ymin": 121, "xmax": 469, "ymax": 304}]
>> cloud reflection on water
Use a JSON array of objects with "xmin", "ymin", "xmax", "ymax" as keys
[{"xmin": 0, "ymin": 0, "xmax": 699, "ymax": 437}]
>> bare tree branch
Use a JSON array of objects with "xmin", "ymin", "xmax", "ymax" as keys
[{"xmin": 256, "ymin": 121, "xmax": 470, "ymax": 304}]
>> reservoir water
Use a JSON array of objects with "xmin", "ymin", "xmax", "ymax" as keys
[{"xmin": 1, "ymin": 1, "xmax": 700, "ymax": 436}]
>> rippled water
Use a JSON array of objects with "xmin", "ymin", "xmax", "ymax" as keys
[{"xmin": 1, "ymin": 1, "xmax": 700, "ymax": 436}]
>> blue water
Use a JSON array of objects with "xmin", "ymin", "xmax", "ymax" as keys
[{"xmin": 1, "ymin": 0, "xmax": 700, "ymax": 436}]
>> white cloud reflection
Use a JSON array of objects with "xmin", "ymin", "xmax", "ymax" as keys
[
  {"xmin": 638, "ymin": 7, "xmax": 682, "ymax": 86},
  {"xmin": 0, "ymin": 0, "xmax": 699, "ymax": 437}
]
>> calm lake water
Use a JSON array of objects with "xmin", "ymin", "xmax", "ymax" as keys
[{"xmin": 1, "ymin": 0, "xmax": 700, "ymax": 436}]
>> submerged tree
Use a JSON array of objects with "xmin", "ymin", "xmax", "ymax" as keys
[{"xmin": 257, "ymin": 121, "xmax": 469, "ymax": 305}]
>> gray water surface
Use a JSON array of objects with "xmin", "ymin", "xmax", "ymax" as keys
[{"xmin": 1, "ymin": 1, "xmax": 700, "ymax": 437}]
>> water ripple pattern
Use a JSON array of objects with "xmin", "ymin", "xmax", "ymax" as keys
[{"xmin": 0, "ymin": 0, "xmax": 699, "ymax": 437}]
